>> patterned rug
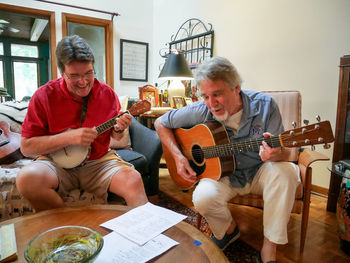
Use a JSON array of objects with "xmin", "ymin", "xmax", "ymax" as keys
[{"xmin": 157, "ymin": 191, "xmax": 258, "ymax": 263}]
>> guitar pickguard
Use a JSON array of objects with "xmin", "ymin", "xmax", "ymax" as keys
[{"xmin": 189, "ymin": 160, "xmax": 206, "ymax": 177}]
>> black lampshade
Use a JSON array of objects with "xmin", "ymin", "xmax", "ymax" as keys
[{"xmin": 158, "ymin": 53, "xmax": 193, "ymax": 80}]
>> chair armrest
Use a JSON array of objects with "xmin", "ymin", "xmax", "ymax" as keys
[
  {"xmin": 129, "ymin": 117, "xmax": 163, "ymax": 196},
  {"xmin": 298, "ymin": 148, "xmax": 329, "ymax": 191},
  {"xmin": 298, "ymin": 148, "xmax": 329, "ymax": 169},
  {"xmin": 129, "ymin": 117, "xmax": 162, "ymax": 160}
]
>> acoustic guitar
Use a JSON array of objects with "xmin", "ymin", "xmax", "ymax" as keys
[
  {"xmin": 50, "ymin": 100, "xmax": 151, "ymax": 169},
  {"xmin": 163, "ymin": 120, "xmax": 335, "ymax": 190},
  {"xmin": 0, "ymin": 121, "xmax": 24, "ymax": 164}
]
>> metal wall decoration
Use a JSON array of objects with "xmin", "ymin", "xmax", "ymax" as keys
[{"xmin": 160, "ymin": 18, "xmax": 214, "ymax": 69}]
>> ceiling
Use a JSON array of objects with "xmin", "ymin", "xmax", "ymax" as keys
[{"xmin": 0, "ymin": 10, "xmax": 49, "ymax": 42}]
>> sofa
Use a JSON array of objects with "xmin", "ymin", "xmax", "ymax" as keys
[{"xmin": 0, "ymin": 100, "xmax": 163, "ymax": 221}]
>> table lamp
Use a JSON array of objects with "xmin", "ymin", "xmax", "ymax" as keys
[{"xmin": 158, "ymin": 52, "xmax": 193, "ymax": 106}]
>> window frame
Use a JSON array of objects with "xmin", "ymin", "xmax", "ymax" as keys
[
  {"xmin": 0, "ymin": 37, "xmax": 49, "ymax": 100},
  {"xmin": 62, "ymin": 13, "xmax": 114, "ymax": 89},
  {"xmin": 0, "ymin": 3, "xmax": 56, "ymax": 100}
]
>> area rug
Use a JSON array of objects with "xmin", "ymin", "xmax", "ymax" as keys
[{"xmin": 157, "ymin": 191, "xmax": 258, "ymax": 263}]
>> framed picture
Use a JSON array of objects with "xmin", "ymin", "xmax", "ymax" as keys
[
  {"xmin": 120, "ymin": 39, "xmax": 149, "ymax": 81},
  {"xmin": 173, "ymin": 96, "xmax": 186, "ymax": 109},
  {"xmin": 184, "ymin": 97, "xmax": 193, "ymax": 105},
  {"xmin": 139, "ymin": 85, "xmax": 159, "ymax": 107}
]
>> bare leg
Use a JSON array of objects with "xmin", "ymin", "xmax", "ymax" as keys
[
  {"xmin": 16, "ymin": 162, "xmax": 63, "ymax": 212},
  {"xmin": 109, "ymin": 167, "xmax": 148, "ymax": 207},
  {"xmin": 261, "ymin": 237, "xmax": 277, "ymax": 262}
]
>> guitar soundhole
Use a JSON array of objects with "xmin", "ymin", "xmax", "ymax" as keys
[
  {"xmin": 190, "ymin": 145, "xmax": 206, "ymax": 176},
  {"xmin": 192, "ymin": 145, "xmax": 203, "ymax": 163}
]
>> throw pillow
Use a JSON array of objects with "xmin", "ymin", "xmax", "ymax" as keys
[
  {"xmin": 118, "ymin": 95, "xmax": 129, "ymax": 112},
  {"xmin": 109, "ymin": 128, "xmax": 131, "ymax": 150},
  {"xmin": 0, "ymin": 101, "xmax": 29, "ymax": 133}
]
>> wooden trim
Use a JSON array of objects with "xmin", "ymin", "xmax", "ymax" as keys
[
  {"xmin": 61, "ymin": 13, "xmax": 114, "ymax": 89},
  {"xmin": 311, "ymin": 184, "xmax": 328, "ymax": 196},
  {"xmin": 0, "ymin": 3, "xmax": 57, "ymax": 80}
]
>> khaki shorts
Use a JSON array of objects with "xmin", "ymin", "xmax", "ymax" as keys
[{"xmin": 36, "ymin": 150, "xmax": 133, "ymax": 203}]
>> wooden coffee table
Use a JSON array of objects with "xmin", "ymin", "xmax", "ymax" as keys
[{"xmin": 0, "ymin": 205, "xmax": 229, "ymax": 263}]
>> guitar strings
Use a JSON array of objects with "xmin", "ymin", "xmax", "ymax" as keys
[{"xmin": 190, "ymin": 126, "xmax": 321, "ymax": 159}]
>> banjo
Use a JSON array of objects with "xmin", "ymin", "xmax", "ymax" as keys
[{"xmin": 49, "ymin": 100, "xmax": 151, "ymax": 169}]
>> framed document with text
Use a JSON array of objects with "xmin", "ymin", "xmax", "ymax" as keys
[{"xmin": 120, "ymin": 39, "xmax": 149, "ymax": 81}]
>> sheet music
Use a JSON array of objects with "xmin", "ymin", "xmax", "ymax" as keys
[
  {"xmin": 122, "ymin": 41, "xmax": 147, "ymax": 80},
  {"xmin": 100, "ymin": 202, "xmax": 187, "ymax": 245},
  {"xmin": 95, "ymin": 232, "xmax": 178, "ymax": 263}
]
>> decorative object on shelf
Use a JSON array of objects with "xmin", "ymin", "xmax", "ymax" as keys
[
  {"xmin": 329, "ymin": 160, "xmax": 350, "ymax": 255},
  {"xmin": 172, "ymin": 96, "xmax": 186, "ymax": 109},
  {"xmin": 120, "ymin": 39, "xmax": 148, "ymax": 81},
  {"xmin": 158, "ymin": 51, "xmax": 193, "ymax": 107},
  {"xmin": 184, "ymin": 97, "xmax": 193, "ymax": 106},
  {"xmin": 139, "ymin": 85, "xmax": 158, "ymax": 107}
]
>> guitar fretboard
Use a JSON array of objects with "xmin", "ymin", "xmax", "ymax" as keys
[{"xmin": 202, "ymin": 136, "xmax": 282, "ymax": 159}]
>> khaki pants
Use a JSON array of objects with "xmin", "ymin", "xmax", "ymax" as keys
[
  {"xmin": 192, "ymin": 161, "xmax": 300, "ymax": 244},
  {"xmin": 37, "ymin": 150, "xmax": 133, "ymax": 203}
]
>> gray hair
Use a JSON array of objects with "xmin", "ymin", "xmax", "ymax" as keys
[
  {"xmin": 195, "ymin": 56, "xmax": 242, "ymax": 90},
  {"xmin": 56, "ymin": 35, "xmax": 95, "ymax": 73}
]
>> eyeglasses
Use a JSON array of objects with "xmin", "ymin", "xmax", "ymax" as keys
[{"xmin": 64, "ymin": 70, "xmax": 95, "ymax": 82}]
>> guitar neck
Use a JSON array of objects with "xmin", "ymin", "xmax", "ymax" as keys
[{"xmin": 203, "ymin": 135, "xmax": 282, "ymax": 159}]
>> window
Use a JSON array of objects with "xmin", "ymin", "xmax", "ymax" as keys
[
  {"xmin": 11, "ymin": 44, "xmax": 38, "ymax": 58},
  {"xmin": 13, "ymin": 61, "xmax": 38, "ymax": 101},
  {"xmin": 11, "ymin": 43, "xmax": 39, "ymax": 100},
  {"xmin": 0, "ymin": 39, "xmax": 48, "ymax": 101}
]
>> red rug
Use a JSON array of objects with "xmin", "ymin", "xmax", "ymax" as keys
[{"xmin": 158, "ymin": 191, "xmax": 258, "ymax": 263}]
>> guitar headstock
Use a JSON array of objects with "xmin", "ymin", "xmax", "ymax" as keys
[
  {"xmin": 128, "ymin": 100, "xmax": 151, "ymax": 116},
  {"xmin": 280, "ymin": 120, "xmax": 334, "ymax": 148}
]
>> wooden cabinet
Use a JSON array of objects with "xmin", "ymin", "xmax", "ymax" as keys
[{"xmin": 327, "ymin": 55, "xmax": 350, "ymax": 212}]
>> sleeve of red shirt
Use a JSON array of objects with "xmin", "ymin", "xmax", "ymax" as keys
[{"xmin": 21, "ymin": 89, "xmax": 49, "ymax": 138}]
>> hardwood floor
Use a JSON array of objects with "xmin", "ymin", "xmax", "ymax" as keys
[{"xmin": 159, "ymin": 168, "xmax": 350, "ymax": 263}]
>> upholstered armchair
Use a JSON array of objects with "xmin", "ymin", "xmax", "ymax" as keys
[{"xmin": 196, "ymin": 90, "xmax": 330, "ymax": 253}]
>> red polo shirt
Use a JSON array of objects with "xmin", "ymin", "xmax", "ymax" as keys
[{"xmin": 21, "ymin": 77, "xmax": 121, "ymax": 160}]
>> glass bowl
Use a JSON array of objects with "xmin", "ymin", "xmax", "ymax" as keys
[{"xmin": 24, "ymin": 225, "xmax": 104, "ymax": 263}]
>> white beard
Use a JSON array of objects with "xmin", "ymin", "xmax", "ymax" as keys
[{"xmin": 212, "ymin": 110, "xmax": 229, "ymax": 121}]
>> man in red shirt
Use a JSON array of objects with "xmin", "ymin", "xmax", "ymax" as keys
[{"xmin": 16, "ymin": 35, "xmax": 148, "ymax": 211}]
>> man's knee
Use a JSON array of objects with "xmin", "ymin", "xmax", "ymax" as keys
[
  {"xmin": 116, "ymin": 168, "xmax": 144, "ymax": 190},
  {"xmin": 192, "ymin": 179, "xmax": 221, "ymax": 214},
  {"xmin": 16, "ymin": 164, "xmax": 57, "ymax": 194}
]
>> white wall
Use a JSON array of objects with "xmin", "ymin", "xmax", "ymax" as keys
[
  {"xmin": 1, "ymin": 0, "xmax": 154, "ymax": 97},
  {"xmin": 153, "ymin": 0, "xmax": 350, "ymax": 189}
]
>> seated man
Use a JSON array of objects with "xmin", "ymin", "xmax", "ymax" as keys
[
  {"xmin": 16, "ymin": 35, "xmax": 148, "ymax": 211},
  {"xmin": 154, "ymin": 56, "xmax": 300, "ymax": 263}
]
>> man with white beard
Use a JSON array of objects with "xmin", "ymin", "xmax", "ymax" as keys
[{"xmin": 154, "ymin": 56, "xmax": 300, "ymax": 263}]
